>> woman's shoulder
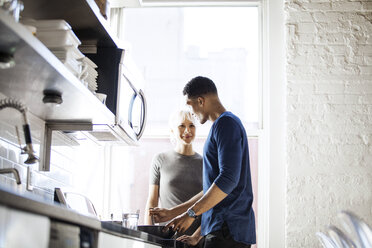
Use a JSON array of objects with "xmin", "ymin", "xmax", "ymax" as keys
[
  {"xmin": 193, "ymin": 152, "xmax": 203, "ymax": 160},
  {"xmin": 153, "ymin": 150, "xmax": 177, "ymax": 161}
]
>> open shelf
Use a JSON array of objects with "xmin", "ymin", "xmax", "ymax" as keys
[
  {"xmin": 21, "ymin": 0, "xmax": 124, "ymax": 48},
  {"xmin": 0, "ymin": 10, "xmax": 115, "ymax": 124}
]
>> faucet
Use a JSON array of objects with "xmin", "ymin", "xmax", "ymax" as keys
[
  {"xmin": 0, "ymin": 168, "xmax": 21, "ymax": 184},
  {"xmin": 0, "ymin": 98, "xmax": 39, "ymax": 164}
]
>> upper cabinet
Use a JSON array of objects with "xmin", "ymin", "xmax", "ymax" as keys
[
  {"xmin": 21, "ymin": 0, "xmax": 124, "ymax": 49},
  {"xmin": 0, "ymin": 0, "xmax": 147, "ymax": 145}
]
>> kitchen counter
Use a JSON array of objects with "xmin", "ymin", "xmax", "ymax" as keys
[{"xmin": 0, "ymin": 186, "xmax": 185, "ymax": 247}]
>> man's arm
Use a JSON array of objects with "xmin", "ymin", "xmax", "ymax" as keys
[
  {"xmin": 188, "ymin": 183, "xmax": 227, "ymax": 216},
  {"xmin": 165, "ymin": 183, "xmax": 227, "ymax": 233},
  {"xmin": 150, "ymin": 191, "xmax": 203, "ymax": 223}
]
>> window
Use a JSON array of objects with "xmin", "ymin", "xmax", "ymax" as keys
[
  {"xmin": 107, "ymin": 7, "xmax": 260, "ymax": 245},
  {"xmin": 122, "ymin": 7, "xmax": 259, "ymax": 135}
]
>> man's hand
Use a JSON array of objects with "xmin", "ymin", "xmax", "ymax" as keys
[
  {"xmin": 149, "ymin": 207, "xmax": 175, "ymax": 223},
  {"xmin": 176, "ymin": 226, "xmax": 203, "ymax": 246},
  {"xmin": 177, "ymin": 234, "xmax": 203, "ymax": 246},
  {"xmin": 164, "ymin": 212, "xmax": 195, "ymax": 234}
]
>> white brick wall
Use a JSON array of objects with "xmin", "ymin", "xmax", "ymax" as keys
[{"xmin": 285, "ymin": 0, "xmax": 372, "ymax": 247}]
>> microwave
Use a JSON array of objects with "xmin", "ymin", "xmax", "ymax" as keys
[{"xmin": 85, "ymin": 48, "xmax": 147, "ymax": 145}]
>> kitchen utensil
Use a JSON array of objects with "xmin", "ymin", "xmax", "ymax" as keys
[
  {"xmin": 54, "ymin": 188, "xmax": 98, "ymax": 218},
  {"xmin": 1, "ymin": 0, "xmax": 24, "ymax": 22},
  {"xmin": 96, "ymin": 93, "xmax": 107, "ymax": 104},
  {"xmin": 137, "ymin": 225, "xmax": 175, "ymax": 239},
  {"xmin": 122, "ymin": 213, "xmax": 139, "ymax": 230}
]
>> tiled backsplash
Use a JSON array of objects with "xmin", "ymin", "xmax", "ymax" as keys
[{"xmin": 0, "ymin": 109, "xmax": 85, "ymax": 203}]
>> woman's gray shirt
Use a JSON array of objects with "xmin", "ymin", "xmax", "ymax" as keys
[{"xmin": 150, "ymin": 150, "xmax": 203, "ymax": 209}]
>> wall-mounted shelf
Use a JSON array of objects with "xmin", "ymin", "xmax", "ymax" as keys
[
  {"xmin": 21, "ymin": 0, "xmax": 125, "ymax": 48},
  {"xmin": 0, "ymin": 10, "xmax": 115, "ymax": 124}
]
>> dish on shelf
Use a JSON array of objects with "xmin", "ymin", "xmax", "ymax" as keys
[
  {"xmin": 51, "ymin": 45, "xmax": 84, "ymax": 60},
  {"xmin": 36, "ymin": 29, "xmax": 81, "ymax": 48},
  {"xmin": 20, "ymin": 19, "xmax": 72, "ymax": 31}
]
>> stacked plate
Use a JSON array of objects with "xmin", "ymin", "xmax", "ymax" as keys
[
  {"xmin": 79, "ymin": 57, "xmax": 98, "ymax": 93},
  {"xmin": 21, "ymin": 19, "xmax": 84, "ymax": 78}
]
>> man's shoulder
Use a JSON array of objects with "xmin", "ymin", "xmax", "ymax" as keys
[{"xmin": 215, "ymin": 112, "xmax": 242, "ymax": 129}]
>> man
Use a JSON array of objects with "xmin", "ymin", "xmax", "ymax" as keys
[{"xmin": 150, "ymin": 76, "xmax": 256, "ymax": 248}]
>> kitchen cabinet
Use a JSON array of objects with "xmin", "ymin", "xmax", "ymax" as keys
[
  {"xmin": 0, "ymin": 205, "xmax": 50, "ymax": 248},
  {"xmin": 0, "ymin": 0, "xmax": 147, "ymax": 170},
  {"xmin": 0, "ymin": 8, "xmax": 115, "ymax": 124},
  {"xmin": 0, "ymin": 187, "xmax": 180, "ymax": 248},
  {"xmin": 98, "ymin": 232, "xmax": 161, "ymax": 248},
  {"xmin": 0, "ymin": 0, "xmax": 146, "ymax": 140}
]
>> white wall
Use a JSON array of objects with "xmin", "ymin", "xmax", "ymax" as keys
[
  {"xmin": 265, "ymin": 0, "xmax": 286, "ymax": 247},
  {"xmin": 285, "ymin": 0, "xmax": 372, "ymax": 247}
]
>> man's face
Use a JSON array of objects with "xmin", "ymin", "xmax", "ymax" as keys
[{"xmin": 185, "ymin": 96, "xmax": 207, "ymax": 124}]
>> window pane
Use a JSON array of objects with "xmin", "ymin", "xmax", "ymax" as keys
[{"xmin": 123, "ymin": 7, "xmax": 259, "ymax": 135}]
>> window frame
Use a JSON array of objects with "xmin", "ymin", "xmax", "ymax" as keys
[{"xmin": 106, "ymin": 1, "xmax": 282, "ymax": 248}]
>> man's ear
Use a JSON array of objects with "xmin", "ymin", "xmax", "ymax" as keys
[{"xmin": 197, "ymin": 96, "xmax": 205, "ymax": 106}]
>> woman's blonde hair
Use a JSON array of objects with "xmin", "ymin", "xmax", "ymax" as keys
[{"xmin": 168, "ymin": 109, "xmax": 197, "ymax": 145}]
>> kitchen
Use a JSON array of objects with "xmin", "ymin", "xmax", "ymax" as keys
[{"xmin": 0, "ymin": 0, "xmax": 371, "ymax": 248}]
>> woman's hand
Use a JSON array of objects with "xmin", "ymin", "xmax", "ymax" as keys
[{"xmin": 149, "ymin": 207, "xmax": 175, "ymax": 223}]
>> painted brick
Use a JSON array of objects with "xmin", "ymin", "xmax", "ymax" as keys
[
  {"xmin": 296, "ymin": 33, "xmax": 316, "ymax": 43},
  {"xmin": 357, "ymin": 45, "xmax": 372, "ymax": 55},
  {"xmin": 285, "ymin": 0, "xmax": 372, "ymax": 247},
  {"xmin": 297, "ymin": 22, "xmax": 318, "ymax": 33},
  {"xmin": 286, "ymin": 11, "xmax": 314, "ymax": 22},
  {"xmin": 363, "ymin": 2, "xmax": 372, "ymax": 10},
  {"xmin": 345, "ymin": 83, "xmax": 372, "ymax": 94},
  {"xmin": 332, "ymin": 1, "xmax": 363, "ymax": 11},
  {"xmin": 302, "ymin": 2, "xmax": 333, "ymax": 11},
  {"xmin": 359, "ymin": 66, "xmax": 372, "ymax": 75},
  {"xmin": 312, "ymin": 12, "xmax": 341, "ymax": 22}
]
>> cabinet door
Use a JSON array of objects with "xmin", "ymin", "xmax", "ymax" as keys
[
  {"xmin": 98, "ymin": 232, "xmax": 160, "ymax": 248},
  {"xmin": 0, "ymin": 206, "xmax": 50, "ymax": 248}
]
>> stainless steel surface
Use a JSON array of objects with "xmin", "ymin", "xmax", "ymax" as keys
[
  {"xmin": 21, "ymin": 0, "xmax": 124, "ymax": 48},
  {"xmin": 137, "ymin": 225, "xmax": 176, "ymax": 239},
  {"xmin": 0, "ymin": 10, "xmax": 115, "ymax": 124},
  {"xmin": 0, "ymin": 205, "xmax": 50, "ymax": 248},
  {"xmin": 0, "ymin": 186, "xmax": 101, "ymax": 230},
  {"xmin": 0, "ymin": 10, "xmax": 139, "ymax": 146},
  {"xmin": 0, "ymin": 168, "xmax": 21, "ymax": 184},
  {"xmin": 41, "ymin": 122, "xmax": 93, "ymax": 171},
  {"xmin": 0, "ymin": 186, "xmax": 178, "ymax": 247}
]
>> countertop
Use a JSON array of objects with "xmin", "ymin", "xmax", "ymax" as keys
[{"xmin": 0, "ymin": 185, "xmax": 184, "ymax": 247}]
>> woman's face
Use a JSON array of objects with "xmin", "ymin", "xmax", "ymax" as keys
[{"xmin": 172, "ymin": 116, "xmax": 196, "ymax": 145}]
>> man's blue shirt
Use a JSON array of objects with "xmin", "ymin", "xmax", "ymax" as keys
[{"xmin": 201, "ymin": 111, "xmax": 256, "ymax": 245}]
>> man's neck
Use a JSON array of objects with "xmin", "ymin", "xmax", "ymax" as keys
[{"xmin": 209, "ymin": 102, "xmax": 226, "ymax": 122}]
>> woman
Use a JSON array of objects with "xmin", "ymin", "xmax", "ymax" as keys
[{"xmin": 145, "ymin": 109, "xmax": 203, "ymax": 246}]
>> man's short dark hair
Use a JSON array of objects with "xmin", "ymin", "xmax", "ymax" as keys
[{"xmin": 182, "ymin": 76, "xmax": 218, "ymax": 98}]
